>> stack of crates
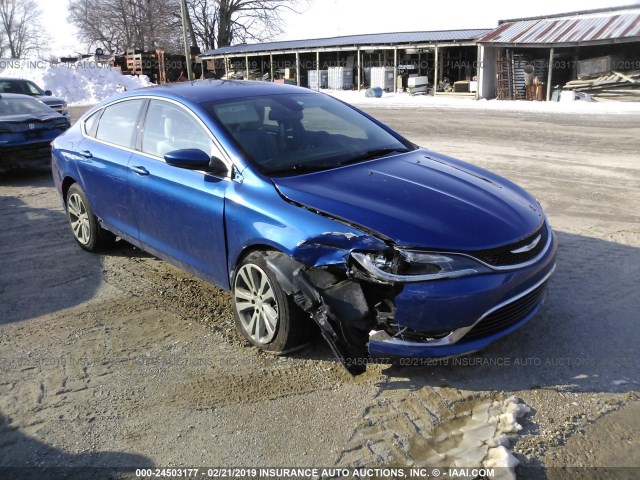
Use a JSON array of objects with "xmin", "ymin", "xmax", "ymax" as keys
[
  {"xmin": 328, "ymin": 67, "xmax": 353, "ymax": 90},
  {"xmin": 308, "ymin": 70, "xmax": 329, "ymax": 89},
  {"xmin": 370, "ymin": 67, "xmax": 395, "ymax": 91},
  {"xmin": 125, "ymin": 49, "xmax": 156, "ymax": 79}
]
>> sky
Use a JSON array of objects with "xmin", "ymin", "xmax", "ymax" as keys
[{"xmin": 36, "ymin": 0, "xmax": 638, "ymax": 57}]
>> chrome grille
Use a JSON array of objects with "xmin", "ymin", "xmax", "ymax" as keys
[{"xmin": 468, "ymin": 222, "xmax": 548, "ymax": 267}]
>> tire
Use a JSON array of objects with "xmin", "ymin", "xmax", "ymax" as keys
[
  {"xmin": 233, "ymin": 251, "xmax": 310, "ymax": 353},
  {"xmin": 66, "ymin": 183, "xmax": 114, "ymax": 252}
]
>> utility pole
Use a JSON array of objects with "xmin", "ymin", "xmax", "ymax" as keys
[{"xmin": 179, "ymin": 0, "xmax": 193, "ymax": 80}]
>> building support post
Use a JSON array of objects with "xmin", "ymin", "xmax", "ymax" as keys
[
  {"xmin": 296, "ymin": 51, "xmax": 300, "ymax": 86},
  {"xmin": 270, "ymin": 53, "xmax": 274, "ymax": 81},
  {"xmin": 224, "ymin": 56, "xmax": 228, "ymax": 79},
  {"xmin": 393, "ymin": 47, "xmax": 398, "ymax": 93},
  {"xmin": 316, "ymin": 51, "xmax": 320, "ymax": 91},
  {"xmin": 357, "ymin": 48, "xmax": 361, "ymax": 91},
  {"xmin": 476, "ymin": 44, "xmax": 482, "ymax": 100},
  {"xmin": 434, "ymin": 46, "xmax": 439, "ymax": 93},
  {"xmin": 546, "ymin": 47, "xmax": 554, "ymax": 101},
  {"xmin": 245, "ymin": 54, "xmax": 249, "ymax": 80}
]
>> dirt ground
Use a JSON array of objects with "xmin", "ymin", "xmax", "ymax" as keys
[{"xmin": 1, "ymin": 104, "xmax": 639, "ymax": 477}]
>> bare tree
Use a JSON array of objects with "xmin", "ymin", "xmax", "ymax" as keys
[
  {"xmin": 187, "ymin": 0, "xmax": 301, "ymax": 50},
  {"xmin": 186, "ymin": 0, "xmax": 216, "ymax": 50},
  {"xmin": 0, "ymin": 0, "xmax": 49, "ymax": 58},
  {"xmin": 0, "ymin": 30, "xmax": 6, "ymax": 57},
  {"xmin": 68, "ymin": 0, "xmax": 183, "ymax": 53},
  {"xmin": 66, "ymin": 0, "xmax": 301, "ymax": 54}
]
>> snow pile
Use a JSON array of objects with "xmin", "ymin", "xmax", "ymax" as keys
[
  {"xmin": 0, "ymin": 58, "xmax": 153, "ymax": 105},
  {"xmin": 427, "ymin": 396, "xmax": 531, "ymax": 480},
  {"xmin": 325, "ymin": 89, "xmax": 640, "ymax": 114}
]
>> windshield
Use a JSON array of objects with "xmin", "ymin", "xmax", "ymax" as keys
[
  {"xmin": 0, "ymin": 79, "xmax": 44, "ymax": 96},
  {"xmin": 202, "ymin": 93, "xmax": 415, "ymax": 176},
  {"xmin": 0, "ymin": 97, "xmax": 55, "ymax": 116}
]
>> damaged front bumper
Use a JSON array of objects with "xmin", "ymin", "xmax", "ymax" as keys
[
  {"xmin": 265, "ymin": 224, "xmax": 557, "ymax": 375},
  {"xmin": 368, "ymin": 262, "xmax": 556, "ymax": 359}
]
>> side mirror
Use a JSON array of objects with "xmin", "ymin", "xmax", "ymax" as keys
[
  {"xmin": 44, "ymin": 90, "xmax": 53, "ymax": 96},
  {"xmin": 208, "ymin": 156, "xmax": 228, "ymax": 176},
  {"xmin": 164, "ymin": 149, "xmax": 210, "ymax": 169},
  {"xmin": 164, "ymin": 149, "xmax": 230, "ymax": 176}
]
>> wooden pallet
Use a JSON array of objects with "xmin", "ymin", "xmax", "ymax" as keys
[{"xmin": 564, "ymin": 70, "xmax": 640, "ymax": 102}]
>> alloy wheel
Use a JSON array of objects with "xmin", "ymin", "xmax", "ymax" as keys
[
  {"xmin": 67, "ymin": 193, "xmax": 91, "ymax": 245},
  {"xmin": 234, "ymin": 263, "xmax": 279, "ymax": 345}
]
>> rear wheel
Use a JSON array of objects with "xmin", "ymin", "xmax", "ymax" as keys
[
  {"xmin": 233, "ymin": 252, "xmax": 309, "ymax": 353},
  {"xmin": 66, "ymin": 183, "xmax": 114, "ymax": 252}
]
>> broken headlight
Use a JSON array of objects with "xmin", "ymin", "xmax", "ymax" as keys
[{"xmin": 350, "ymin": 250, "xmax": 489, "ymax": 283}]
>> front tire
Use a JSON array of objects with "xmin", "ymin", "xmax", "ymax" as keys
[
  {"xmin": 66, "ymin": 183, "xmax": 114, "ymax": 252},
  {"xmin": 233, "ymin": 252, "xmax": 309, "ymax": 353}
]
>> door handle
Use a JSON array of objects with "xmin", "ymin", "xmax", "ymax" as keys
[
  {"xmin": 79, "ymin": 150, "xmax": 92, "ymax": 159},
  {"xmin": 130, "ymin": 166, "xmax": 150, "ymax": 176}
]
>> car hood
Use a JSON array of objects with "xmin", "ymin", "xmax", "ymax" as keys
[
  {"xmin": 38, "ymin": 95, "xmax": 66, "ymax": 105},
  {"xmin": 271, "ymin": 149, "xmax": 544, "ymax": 250},
  {"xmin": 3, "ymin": 111, "xmax": 66, "ymax": 123}
]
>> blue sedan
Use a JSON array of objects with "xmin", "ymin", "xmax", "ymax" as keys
[{"xmin": 51, "ymin": 80, "xmax": 557, "ymax": 374}]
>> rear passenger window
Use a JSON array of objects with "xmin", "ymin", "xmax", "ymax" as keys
[{"xmin": 95, "ymin": 99, "xmax": 145, "ymax": 148}]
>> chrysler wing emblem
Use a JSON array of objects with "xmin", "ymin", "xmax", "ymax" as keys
[{"xmin": 511, "ymin": 235, "xmax": 542, "ymax": 254}]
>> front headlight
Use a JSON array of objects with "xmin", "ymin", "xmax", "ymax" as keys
[
  {"xmin": 350, "ymin": 249, "xmax": 490, "ymax": 283},
  {"xmin": 61, "ymin": 102, "xmax": 69, "ymax": 115}
]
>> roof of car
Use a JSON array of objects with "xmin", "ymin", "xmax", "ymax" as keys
[{"xmin": 120, "ymin": 79, "xmax": 314, "ymax": 104}]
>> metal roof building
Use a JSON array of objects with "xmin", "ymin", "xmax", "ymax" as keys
[
  {"xmin": 478, "ymin": 6, "xmax": 640, "ymax": 47},
  {"xmin": 202, "ymin": 29, "xmax": 491, "ymax": 57},
  {"xmin": 199, "ymin": 29, "xmax": 491, "ymax": 95},
  {"xmin": 475, "ymin": 5, "xmax": 640, "ymax": 101},
  {"xmin": 195, "ymin": 6, "xmax": 639, "ymax": 102}
]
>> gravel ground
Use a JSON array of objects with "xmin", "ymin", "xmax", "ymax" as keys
[{"xmin": 0, "ymin": 104, "xmax": 638, "ymax": 477}]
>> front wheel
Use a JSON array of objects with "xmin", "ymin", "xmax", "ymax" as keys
[
  {"xmin": 233, "ymin": 252, "xmax": 309, "ymax": 353},
  {"xmin": 66, "ymin": 183, "xmax": 114, "ymax": 252}
]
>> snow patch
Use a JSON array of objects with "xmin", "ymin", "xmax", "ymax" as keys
[
  {"xmin": 0, "ymin": 58, "xmax": 153, "ymax": 105},
  {"xmin": 323, "ymin": 89, "xmax": 640, "ymax": 114},
  {"xmin": 426, "ymin": 396, "xmax": 531, "ymax": 480}
]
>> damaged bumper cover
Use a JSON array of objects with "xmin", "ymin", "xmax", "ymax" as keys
[
  {"xmin": 266, "ymin": 223, "xmax": 557, "ymax": 374},
  {"xmin": 368, "ymin": 262, "xmax": 556, "ymax": 358},
  {"xmin": 364, "ymin": 226, "xmax": 557, "ymax": 359}
]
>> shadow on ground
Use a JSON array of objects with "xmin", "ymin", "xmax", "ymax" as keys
[{"xmin": 0, "ymin": 412, "xmax": 153, "ymax": 478}]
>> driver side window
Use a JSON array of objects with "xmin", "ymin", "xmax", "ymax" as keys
[{"xmin": 142, "ymin": 100, "xmax": 214, "ymax": 159}]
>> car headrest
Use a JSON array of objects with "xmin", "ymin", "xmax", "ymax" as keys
[{"xmin": 268, "ymin": 103, "xmax": 303, "ymax": 122}]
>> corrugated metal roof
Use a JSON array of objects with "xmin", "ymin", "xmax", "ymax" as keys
[
  {"xmin": 479, "ymin": 8, "xmax": 640, "ymax": 45},
  {"xmin": 200, "ymin": 29, "xmax": 491, "ymax": 57}
]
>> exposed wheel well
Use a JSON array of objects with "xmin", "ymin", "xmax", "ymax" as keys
[
  {"xmin": 230, "ymin": 245, "xmax": 279, "ymax": 284},
  {"xmin": 61, "ymin": 177, "xmax": 77, "ymax": 204}
]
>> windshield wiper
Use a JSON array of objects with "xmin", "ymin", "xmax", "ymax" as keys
[{"xmin": 340, "ymin": 148, "xmax": 410, "ymax": 166}]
